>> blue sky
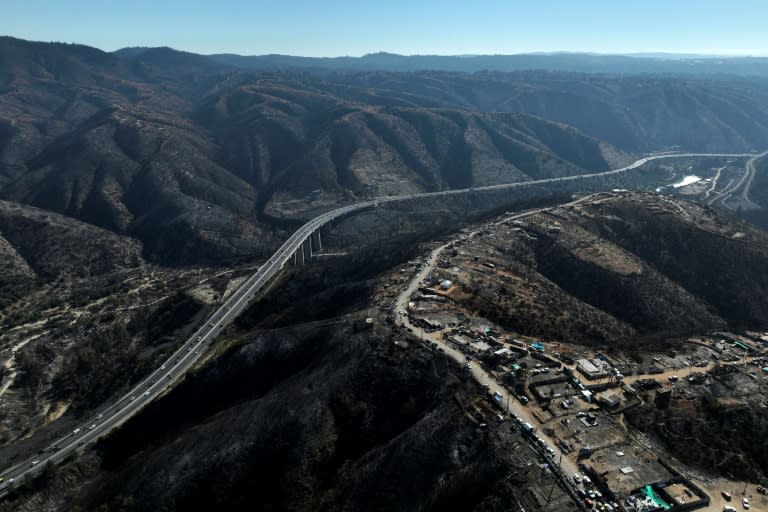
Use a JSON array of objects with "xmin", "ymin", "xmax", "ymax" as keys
[{"xmin": 2, "ymin": 0, "xmax": 767, "ymax": 57}]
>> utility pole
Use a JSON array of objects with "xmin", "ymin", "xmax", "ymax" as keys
[{"xmin": 543, "ymin": 452, "xmax": 562, "ymax": 509}]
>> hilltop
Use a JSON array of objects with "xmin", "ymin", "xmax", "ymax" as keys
[{"xmin": 4, "ymin": 37, "xmax": 768, "ymax": 265}]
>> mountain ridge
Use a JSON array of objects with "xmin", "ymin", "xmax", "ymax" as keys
[
  {"xmin": 0, "ymin": 37, "xmax": 639, "ymax": 265},
  {"xmin": 3, "ymin": 36, "xmax": 768, "ymax": 265},
  {"xmin": 207, "ymin": 49, "xmax": 768, "ymax": 76}
]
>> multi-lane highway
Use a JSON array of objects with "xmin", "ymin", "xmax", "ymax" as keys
[
  {"xmin": 707, "ymin": 150, "xmax": 768, "ymax": 210},
  {"xmin": 0, "ymin": 149, "xmax": 760, "ymax": 493}
]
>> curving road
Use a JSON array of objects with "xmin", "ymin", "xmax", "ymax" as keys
[
  {"xmin": 392, "ymin": 197, "xmax": 599, "ymax": 479},
  {"xmin": 707, "ymin": 150, "xmax": 768, "ymax": 210},
  {"xmin": 0, "ymin": 150, "xmax": 760, "ymax": 493}
]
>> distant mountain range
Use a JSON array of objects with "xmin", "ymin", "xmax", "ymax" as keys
[
  {"xmin": 206, "ymin": 50, "xmax": 768, "ymax": 76},
  {"xmin": 0, "ymin": 37, "xmax": 630, "ymax": 265},
  {"xmin": 3, "ymin": 36, "xmax": 768, "ymax": 265},
  {"xmin": 112, "ymin": 45, "xmax": 768, "ymax": 76}
]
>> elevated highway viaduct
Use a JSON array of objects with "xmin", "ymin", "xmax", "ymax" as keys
[{"xmin": 0, "ymin": 150, "xmax": 760, "ymax": 494}]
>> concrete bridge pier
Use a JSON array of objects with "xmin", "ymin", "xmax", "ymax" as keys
[
  {"xmin": 311, "ymin": 230, "xmax": 322, "ymax": 252},
  {"xmin": 291, "ymin": 234, "xmax": 320, "ymax": 267},
  {"xmin": 294, "ymin": 245, "xmax": 304, "ymax": 266}
]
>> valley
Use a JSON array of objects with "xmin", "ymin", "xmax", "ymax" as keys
[
  {"xmin": 3, "ymin": 152, "xmax": 768, "ymax": 511},
  {"xmin": 2, "ymin": 34, "xmax": 768, "ymax": 512},
  {"xmin": 1, "ymin": 147, "xmax": 756, "ymax": 496}
]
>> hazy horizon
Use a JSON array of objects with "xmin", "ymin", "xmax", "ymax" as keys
[
  {"xmin": 3, "ymin": 0, "xmax": 768, "ymax": 58},
  {"xmin": 3, "ymin": 36, "xmax": 766, "ymax": 60}
]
